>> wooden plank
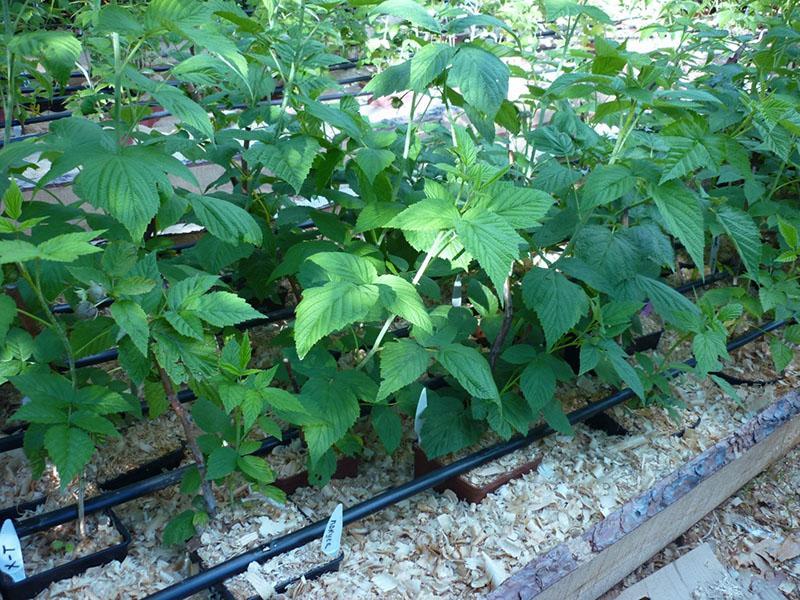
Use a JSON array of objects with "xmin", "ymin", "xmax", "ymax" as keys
[
  {"xmin": 488, "ymin": 390, "xmax": 800, "ymax": 600},
  {"xmin": 615, "ymin": 543, "xmax": 727, "ymax": 600}
]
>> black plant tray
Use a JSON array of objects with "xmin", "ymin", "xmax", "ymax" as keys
[
  {"xmin": 98, "ymin": 445, "xmax": 186, "ymax": 491},
  {"xmin": 0, "ymin": 509, "xmax": 131, "ymax": 600},
  {"xmin": 198, "ymin": 551, "xmax": 344, "ymax": 600}
]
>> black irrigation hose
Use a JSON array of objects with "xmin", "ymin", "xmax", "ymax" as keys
[
  {"xmin": 144, "ymin": 315, "xmax": 795, "ymax": 600},
  {"xmin": 13, "ymin": 428, "xmax": 301, "ymax": 538}
]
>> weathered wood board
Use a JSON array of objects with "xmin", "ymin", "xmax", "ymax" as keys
[{"xmin": 487, "ymin": 390, "xmax": 800, "ymax": 600}]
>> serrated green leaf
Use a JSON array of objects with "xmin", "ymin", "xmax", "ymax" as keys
[
  {"xmin": 205, "ymin": 446, "xmax": 239, "ymax": 480},
  {"xmin": 419, "ymin": 395, "xmax": 483, "ymax": 458},
  {"xmin": 3, "ymin": 181, "xmax": 22, "ymax": 220},
  {"xmin": 353, "ymin": 148, "xmax": 394, "ymax": 183},
  {"xmin": 456, "ymin": 207, "xmax": 524, "ymax": 301},
  {"xmin": 189, "ymin": 194, "xmax": 262, "ymax": 245},
  {"xmin": 0, "ymin": 295, "xmax": 15, "ymax": 345},
  {"xmin": 376, "ymin": 274, "xmax": 432, "ymax": 333},
  {"xmin": 301, "ymin": 377, "xmax": 360, "ymax": 464},
  {"xmin": 601, "ymin": 339, "xmax": 645, "ymax": 399},
  {"xmin": 449, "ymin": 46, "xmax": 508, "ymax": 118},
  {"xmin": 580, "ymin": 165, "xmax": 636, "ymax": 212},
  {"xmin": 44, "ymin": 424, "xmax": 95, "ymax": 483},
  {"xmin": 295, "ymin": 281, "xmax": 380, "ymax": 359},
  {"xmin": 111, "ymin": 300, "xmax": 150, "ymax": 355},
  {"xmin": 370, "ymin": 0, "xmax": 441, "ymax": 31},
  {"xmin": 0, "ymin": 240, "xmax": 39, "ymax": 264},
  {"xmin": 522, "ymin": 268, "xmax": 589, "ymax": 349},
  {"xmin": 520, "ymin": 356, "xmax": 556, "ymax": 412},
  {"xmin": 410, "ymin": 43, "xmax": 454, "ymax": 91},
  {"xmin": 38, "ymin": 231, "xmax": 104, "ymax": 262},
  {"xmin": 371, "ymin": 405, "xmax": 402, "ymax": 453},
  {"xmin": 194, "ymin": 292, "xmax": 265, "ymax": 327},
  {"xmin": 387, "ymin": 195, "xmax": 459, "ymax": 231},
  {"xmin": 650, "ymin": 181, "xmax": 704, "ymax": 270},
  {"xmin": 237, "ymin": 455, "xmax": 274, "ymax": 483},
  {"xmin": 436, "ymin": 343, "xmax": 499, "ymax": 400},
  {"xmin": 716, "ymin": 206, "xmax": 762, "ymax": 276},
  {"xmin": 770, "ymin": 337, "xmax": 793, "ymax": 372},
  {"xmin": 245, "ymin": 136, "xmax": 320, "ymax": 193},
  {"xmin": 479, "ymin": 182, "xmax": 555, "ymax": 229},
  {"xmin": 659, "ymin": 136, "xmax": 711, "ymax": 184},
  {"xmin": 378, "ymin": 338, "xmax": 429, "ymax": 399},
  {"xmin": 692, "ymin": 328, "xmax": 728, "ymax": 377},
  {"xmin": 303, "ymin": 252, "xmax": 377, "ymax": 285}
]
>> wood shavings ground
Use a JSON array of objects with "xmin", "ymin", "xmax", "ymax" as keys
[{"xmin": 268, "ymin": 438, "xmax": 309, "ymax": 479}]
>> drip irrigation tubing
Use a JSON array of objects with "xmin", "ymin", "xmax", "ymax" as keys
[
  {"xmin": 13, "ymin": 428, "xmax": 301, "ymax": 538},
  {"xmin": 143, "ymin": 315, "xmax": 794, "ymax": 600}
]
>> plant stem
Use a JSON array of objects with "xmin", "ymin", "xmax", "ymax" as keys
[
  {"xmin": 3, "ymin": 0, "xmax": 15, "ymax": 147},
  {"xmin": 158, "ymin": 366, "xmax": 217, "ymax": 516},
  {"xmin": 77, "ymin": 472, "xmax": 86, "ymax": 538},
  {"xmin": 356, "ymin": 231, "xmax": 450, "ymax": 370},
  {"xmin": 489, "ymin": 275, "xmax": 513, "ymax": 369}
]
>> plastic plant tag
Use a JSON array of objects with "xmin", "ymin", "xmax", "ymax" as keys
[
  {"xmin": 321, "ymin": 503, "xmax": 343, "ymax": 557},
  {"xmin": 0, "ymin": 519, "xmax": 25, "ymax": 582},
  {"xmin": 414, "ymin": 387, "xmax": 428, "ymax": 442},
  {"xmin": 451, "ymin": 276, "xmax": 462, "ymax": 307}
]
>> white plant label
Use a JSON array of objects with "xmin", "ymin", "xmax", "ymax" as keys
[
  {"xmin": 414, "ymin": 387, "xmax": 428, "ymax": 442},
  {"xmin": 321, "ymin": 503, "xmax": 343, "ymax": 557},
  {"xmin": 451, "ymin": 276, "xmax": 462, "ymax": 307},
  {"xmin": 0, "ymin": 519, "xmax": 25, "ymax": 582}
]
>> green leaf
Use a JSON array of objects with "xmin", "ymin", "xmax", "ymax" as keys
[
  {"xmin": 692, "ymin": 328, "xmax": 728, "ymax": 376},
  {"xmin": 163, "ymin": 509, "xmax": 196, "ymax": 545},
  {"xmin": 410, "ymin": 43, "xmax": 454, "ymax": 91},
  {"xmin": 777, "ymin": 217, "xmax": 798, "ymax": 250},
  {"xmin": 479, "ymin": 183, "xmax": 555, "ymax": 229},
  {"xmin": 449, "ymin": 46, "xmax": 509, "ymax": 118},
  {"xmin": 542, "ymin": 400, "xmax": 573, "ymax": 435},
  {"xmin": 363, "ymin": 61, "xmax": 411, "ymax": 98},
  {"xmin": 237, "ymin": 455, "xmax": 274, "ymax": 483},
  {"xmin": 769, "ymin": 338, "xmax": 793, "ymax": 372},
  {"xmin": 71, "ymin": 411, "xmax": 119, "ymax": 437},
  {"xmin": 150, "ymin": 86, "xmax": 213, "ymax": 139},
  {"xmin": 0, "ymin": 240, "xmax": 39, "ymax": 264},
  {"xmin": 303, "ymin": 252, "xmax": 378, "ymax": 285},
  {"xmin": 520, "ymin": 356, "xmax": 556, "ymax": 411},
  {"xmin": 38, "ymin": 231, "xmax": 104, "ymax": 262},
  {"xmin": 194, "ymin": 292, "xmax": 265, "ymax": 327},
  {"xmin": 12, "ymin": 399, "xmax": 67, "ymax": 424},
  {"xmin": 370, "ymin": 0, "xmax": 441, "ymax": 32},
  {"xmin": 636, "ymin": 275, "xmax": 701, "ymax": 327},
  {"xmin": 601, "ymin": 339, "xmax": 645, "ymax": 399},
  {"xmin": 650, "ymin": 181, "xmax": 705, "ymax": 270},
  {"xmin": 419, "ymin": 395, "xmax": 483, "ymax": 458},
  {"xmin": 522, "ymin": 268, "xmax": 589, "ymax": 349},
  {"xmin": 377, "ymin": 338, "xmax": 429, "ymax": 399},
  {"xmin": 456, "ymin": 207, "xmax": 524, "ymax": 300},
  {"xmin": 294, "ymin": 281, "xmax": 380, "ymax": 359},
  {"xmin": 301, "ymin": 378, "xmax": 360, "ymax": 464},
  {"xmin": 245, "ymin": 136, "xmax": 320, "ymax": 193},
  {"xmin": 3, "ymin": 181, "xmax": 22, "ymax": 220},
  {"xmin": 0, "ymin": 295, "xmax": 15, "ymax": 345},
  {"xmin": 580, "ymin": 165, "xmax": 636, "ymax": 212},
  {"xmin": 715, "ymin": 206, "xmax": 762, "ymax": 276},
  {"xmin": 436, "ymin": 343, "xmax": 499, "ymax": 400},
  {"xmin": 659, "ymin": 136, "xmax": 711, "ymax": 184},
  {"xmin": 189, "ymin": 194, "xmax": 262, "ymax": 245},
  {"xmin": 111, "ymin": 300, "xmax": 150, "ymax": 355},
  {"xmin": 205, "ymin": 446, "xmax": 239, "ymax": 480},
  {"xmin": 387, "ymin": 195, "xmax": 459, "ymax": 231},
  {"xmin": 353, "ymin": 148, "xmax": 394, "ymax": 183},
  {"xmin": 74, "ymin": 149, "xmax": 170, "ymax": 240},
  {"xmin": 371, "ymin": 405, "xmax": 403, "ymax": 453},
  {"xmin": 144, "ymin": 379, "xmax": 169, "ymax": 418},
  {"xmin": 44, "ymin": 424, "xmax": 95, "ymax": 483},
  {"xmin": 376, "ymin": 274, "xmax": 432, "ymax": 333}
]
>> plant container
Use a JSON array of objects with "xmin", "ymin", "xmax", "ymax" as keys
[
  {"xmin": 0, "ymin": 509, "xmax": 130, "ymax": 600},
  {"xmin": 274, "ymin": 455, "xmax": 360, "ymax": 495}
]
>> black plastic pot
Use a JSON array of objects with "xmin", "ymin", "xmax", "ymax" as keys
[
  {"xmin": 98, "ymin": 445, "xmax": 186, "ymax": 491},
  {"xmin": 0, "ymin": 509, "xmax": 131, "ymax": 600}
]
